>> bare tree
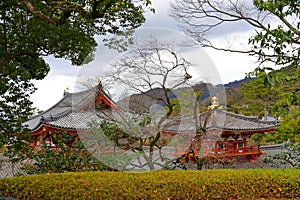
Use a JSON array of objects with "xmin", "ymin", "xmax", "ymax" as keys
[
  {"xmin": 170, "ymin": 0, "xmax": 300, "ymax": 68},
  {"xmin": 91, "ymin": 37, "xmax": 210, "ymax": 170}
]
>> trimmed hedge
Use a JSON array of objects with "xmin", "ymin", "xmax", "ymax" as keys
[{"xmin": 0, "ymin": 169, "xmax": 300, "ymax": 199}]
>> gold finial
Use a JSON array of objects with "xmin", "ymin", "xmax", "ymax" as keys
[
  {"xmin": 63, "ymin": 86, "xmax": 69, "ymax": 96},
  {"xmin": 208, "ymin": 96, "xmax": 221, "ymax": 110},
  {"xmin": 95, "ymin": 77, "xmax": 101, "ymax": 84}
]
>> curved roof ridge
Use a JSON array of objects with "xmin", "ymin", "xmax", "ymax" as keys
[
  {"xmin": 28, "ymin": 109, "xmax": 74, "ymax": 131},
  {"xmin": 26, "ymin": 92, "xmax": 72, "ymax": 122},
  {"xmin": 71, "ymin": 85, "xmax": 114, "ymax": 100},
  {"xmin": 222, "ymin": 110, "xmax": 259, "ymax": 121},
  {"xmin": 100, "ymin": 88, "xmax": 119, "ymax": 109},
  {"xmin": 67, "ymin": 87, "xmax": 96, "ymax": 96},
  {"xmin": 222, "ymin": 110, "xmax": 279, "ymax": 126},
  {"xmin": 42, "ymin": 109, "xmax": 73, "ymax": 122},
  {"xmin": 43, "ymin": 110, "xmax": 103, "ymax": 130},
  {"xmin": 71, "ymin": 86, "xmax": 119, "ymax": 110},
  {"xmin": 28, "ymin": 89, "xmax": 93, "ymax": 123}
]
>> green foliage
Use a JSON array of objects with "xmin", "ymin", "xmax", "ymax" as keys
[
  {"xmin": 13, "ymin": 132, "xmax": 106, "ymax": 174},
  {"xmin": 86, "ymin": 120, "xmax": 146, "ymax": 170},
  {"xmin": 0, "ymin": 82, "xmax": 34, "ymax": 148},
  {"xmin": 251, "ymin": 0, "xmax": 300, "ymax": 67},
  {"xmin": 241, "ymin": 0, "xmax": 300, "ymax": 80},
  {"xmin": 1, "ymin": 169, "xmax": 300, "ymax": 199},
  {"xmin": 235, "ymin": 66, "xmax": 300, "ymax": 116},
  {"xmin": 238, "ymin": 76, "xmax": 279, "ymax": 116},
  {"xmin": 270, "ymin": 106, "xmax": 300, "ymax": 143},
  {"xmin": 238, "ymin": 67, "xmax": 300, "ymax": 146},
  {"xmin": 261, "ymin": 142, "xmax": 300, "ymax": 168},
  {"xmin": 164, "ymin": 89, "xmax": 203, "ymax": 116},
  {"xmin": 0, "ymin": 0, "xmax": 152, "ymax": 148},
  {"xmin": 98, "ymin": 120, "xmax": 126, "ymax": 144},
  {"xmin": 250, "ymin": 133, "xmax": 265, "ymax": 146}
]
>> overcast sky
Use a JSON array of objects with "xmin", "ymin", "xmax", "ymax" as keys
[{"xmin": 31, "ymin": 0, "xmax": 259, "ymax": 111}]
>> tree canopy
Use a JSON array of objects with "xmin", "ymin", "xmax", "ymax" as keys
[{"xmin": 0, "ymin": 0, "xmax": 152, "ymax": 147}]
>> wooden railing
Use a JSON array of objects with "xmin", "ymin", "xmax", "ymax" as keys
[
  {"xmin": 173, "ymin": 146, "xmax": 263, "ymax": 158},
  {"xmin": 204, "ymin": 146, "xmax": 263, "ymax": 157}
]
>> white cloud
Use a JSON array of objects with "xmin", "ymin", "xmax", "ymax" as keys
[
  {"xmin": 30, "ymin": 0, "xmax": 259, "ymax": 110},
  {"xmin": 30, "ymin": 57, "xmax": 79, "ymax": 110},
  {"xmin": 204, "ymin": 30, "xmax": 259, "ymax": 83},
  {"xmin": 31, "ymin": 75, "xmax": 77, "ymax": 111}
]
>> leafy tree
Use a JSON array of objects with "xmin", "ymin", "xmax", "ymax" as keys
[
  {"xmin": 237, "ymin": 74, "xmax": 284, "ymax": 116},
  {"xmin": 221, "ymin": 67, "xmax": 299, "ymax": 117},
  {"xmin": 16, "ymin": 131, "xmax": 115, "ymax": 174},
  {"xmin": 164, "ymin": 89, "xmax": 204, "ymax": 117},
  {"xmin": 0, "ymin": 0, "xmax": 153, "ymax": 148},
  {"xmin": 268, "ymin": 106, "xmax": 300, "ymax": 144},
  {"xmin": 261, "ymin": 142, "xmax": 300, "ymax": 169},
  {"xmin": 171, "ymin": 0, "xmax": 300, "ymax": 112},
  {"xmin": 260, "ymin": 99, "xmax": 300, "ymax": 168}
]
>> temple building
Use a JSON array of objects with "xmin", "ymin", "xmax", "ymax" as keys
[
  {"xmin": 23, "ymin": 83, "xmax": 278, "ymax": 163},
  {"xmin": 23, "ymin": 82, "xmax": 118, "ymax": 148},
  {"xmin": 162, "ymin": 97, "xmax": 278, "ymax": 162}
]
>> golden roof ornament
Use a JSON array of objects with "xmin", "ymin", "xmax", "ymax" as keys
[
  {"xmin": 95, "ymin": 77, "xmax": 100, "ymax": 84},
  {"xmin": 63, "ymin": 85, "xmax": 69, "ymax": 96},
  {"xmin": 208, "ymin": 96, "xmax": 222, "ymax": 110}
]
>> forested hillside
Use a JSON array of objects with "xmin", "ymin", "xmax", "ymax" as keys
[
  {"xmin": 226, "ymin": 66, "xmax": 300, "ymax": 144},
  {"xmin": 227, "ymin": 66, "xmax": 300, "ymax": 117}
]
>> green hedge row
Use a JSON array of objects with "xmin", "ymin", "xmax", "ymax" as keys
[{"xmin": 1, "ymin": 169, "xmax": 300, "ymax": 199}]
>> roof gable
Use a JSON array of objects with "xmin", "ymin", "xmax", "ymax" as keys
[{"xmin": 23, "ymin": 83, "xmax": 117, "ymax": 131}]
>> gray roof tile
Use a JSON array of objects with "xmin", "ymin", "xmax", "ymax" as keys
[
  {"xmin": 162, "ymin": 110, "xmax": 277, "ymax": 132},
  {"xmin": 23, "ymin": 85, "xmax": 116, "ymax": 131}
]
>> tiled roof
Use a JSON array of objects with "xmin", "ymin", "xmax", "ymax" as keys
[
  {"xmin": 24, "ymin": 84, "xmax": 278, "ymax": 134},
  {"xmin": 210, "ymin": 110, "xmax": 277, "ymax": 130},
  {"xmin": 43, "ymin": 111, "xmax": 104, "ymax": 130},
  {"xmin": 162, "ymin": 109, "xmax": 278, "ymax": 132},
  {"xmin": 28, "ymin": 108, "xmax": 278, "ymax": 133},
  {"xmin": 23, "ymin": 84, "xmax": 117, "ymax": 131}
]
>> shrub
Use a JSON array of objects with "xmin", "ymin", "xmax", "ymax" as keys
[{"xmin": 0, "ymin": 169, "xmax": 299, "ymax": 199}]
